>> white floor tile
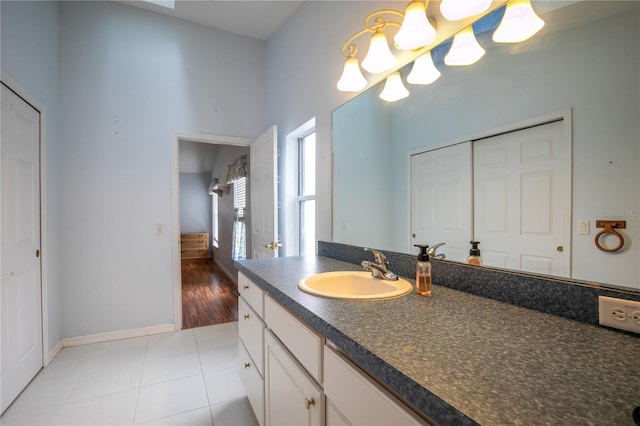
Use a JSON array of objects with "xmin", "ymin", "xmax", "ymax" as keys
[
  {"xmin": 146, "ymin": 330, "xmax": 197, "ymax": 360},
  {"xmin": 3, "ymin": 374, "xmax": 78, "ymax": 415},
  {"xmin": 139, "ymin": 406, "xmax": 213, "ymax": 425},
  {"xmin": 0, "ymin": 406, "xmax": 59, "ymax": 426},
  {"xmin": 203, "ymin": 368, "xmax": 246, "ymax": 404},
  {"xmin": 135, "ymin": 375, "xmax": 209, "ymax": 424},
  {"xmin": 67, "ymin": 361, "xmax": 143, "ymax": 402},
  {"xmin": 198, "ymin": 344, "xmax": 239, "ymax": 373},
  {"xmin": 194, "ymin": 323, "xmax": 239, "ymax": 351},
  {"xmin": 141, "ymin": 351, "xmax": 202, "ymax": 386},
  {"xmin": 52, "ymin": 388, "xmax": 138, "ymax": 425},
  {"xmin": 210, "ymin": 397, "xmax": 259, "ymax": 426}
]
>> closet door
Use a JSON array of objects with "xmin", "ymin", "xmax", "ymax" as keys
[
  {"xmin": 473, "ymin": 120, "xmax": 570, "ymax": 276},
  {"xmin": 410, "ymin": 142, "xmax": 472, "ymax": 261},
  {"xmin": 1, "ymin": 83, "xmax": 43, "ymax": 414}
]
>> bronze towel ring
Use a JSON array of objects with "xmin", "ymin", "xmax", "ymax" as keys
[{"xmin": 594, "ymin": 220, "xmax": 626, "ymax": 253}]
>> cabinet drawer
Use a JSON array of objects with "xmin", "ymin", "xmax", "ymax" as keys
[
  {"xmin": 238, "ymin": 273, "xmax": 264, "ymax": 317},
  {"xmin": 181, "ymin": 239, "xmax": 208, "ymax": 249},
  {"xmin": 181, "ymin": 232, "xmax": 208, "ymax": 240},
  {"xmin": 239, "ymin": 341, "xmax": 265, "ymax": 426},
  {"xmin": 324, "ymin": 345, "xmax": 425, "ymax": 425},
  {"xmin": 264, "ymin": 295, "xmax": 323, "ymax": 382},
  {"xmin": 181, "ymin": 248, "xmax": 209, "ymax": 259},
  {"xmin": 239, "ymin": 297, "xmax": 265, "ymax": 375}
]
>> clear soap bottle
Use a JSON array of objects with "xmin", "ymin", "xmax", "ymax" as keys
[
  {"xmin": 414, "ymin": 244, "xmax": 432, "ymax": 297},
  {"xmin": 467, "ymin": 241, "xmax": 483, "ymax": 266}
]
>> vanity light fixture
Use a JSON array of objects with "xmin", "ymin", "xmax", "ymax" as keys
[
  {"xmin": 492, "ymin": 0, "xmax": 545, "ymax": 43},
  {"xmin": 440, "ymin": 0, "xmax": 492, "ymax": 21},
  {"xmin": 407, "ymin": 51, "xmax": 441, "ymax": 85},
  {"xmin": 394, "ymin": 1, "xmax": 437, "ymax": 51},
  {"xmin": 337, "ymin": 0, "xmax": 546, "ymax": 101},
  {"xmin": 379, "ymin": 72, "xmax": 410, "ymax": 102},
  {"xmin": 444, "ymin": 26, "xmax": 486, "ymax": 66}
]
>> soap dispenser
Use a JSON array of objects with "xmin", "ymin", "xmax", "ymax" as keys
[
  {"xmin": 414, "ymin": 244, "xmax": 432, "ymax": 296},
  {"xmin": 467, "ymin": 241, "xmax": 482, "ymax": 266}
]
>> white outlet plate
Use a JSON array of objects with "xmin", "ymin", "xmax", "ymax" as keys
[{"xmin": 598, "ymin": 296, "xmax": 640, "ymax": 334}]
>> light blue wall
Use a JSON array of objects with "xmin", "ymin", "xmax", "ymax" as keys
[
  {"xmin": 179, "ymin": 173, "xmax": 212, "ymax": 237},
  {"xmin": 56, "ymin": 1, "xmax": 265, "ymax": 337},
  {"xmin": 1, "ymin": 0, "xmax": 62, "ymax": 353}
]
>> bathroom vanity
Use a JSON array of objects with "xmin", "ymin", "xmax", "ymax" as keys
[{"xmin": 236, "ymin": 255, "xmax": 639, "ymax": 425}]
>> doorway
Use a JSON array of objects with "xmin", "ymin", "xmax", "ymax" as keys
[{"xmin": 171, "ymin": 133, "xmax": 251, "ymax": 331}]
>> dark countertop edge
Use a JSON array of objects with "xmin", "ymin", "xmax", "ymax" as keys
[{"xmin": 236, "ymin": 262, "xmax": 479, "ymax": 426}]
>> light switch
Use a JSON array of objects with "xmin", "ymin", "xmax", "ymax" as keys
[
  {"xmin": 155, "ymin": 222, "xmax": 164, "ymax": 234},
  {"xmin": 578, "ymin": 219, "xmax": 590, "ymax": 235}
]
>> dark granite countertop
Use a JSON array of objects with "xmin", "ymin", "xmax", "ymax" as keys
[{"xmin": 236, "ymin": 256, "xmax": 640, "ymax": 426}]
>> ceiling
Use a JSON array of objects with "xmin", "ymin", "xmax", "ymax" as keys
[{"xmin": 114, "ymin": 0, "xmax": 304, "ymax": 40}]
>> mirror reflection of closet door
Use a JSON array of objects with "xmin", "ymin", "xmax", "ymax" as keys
[
  {"xmin": 473, "ymin": 120, "xmax": 570, "ymax": 277},
  {"xmin": 410, "ymin": 142, "xmax": 472, "ymax": 261}
]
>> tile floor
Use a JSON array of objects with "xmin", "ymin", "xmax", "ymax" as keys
[{"xmin": 0, "ymin": 322, "xmax": 259, "ymax": 426}]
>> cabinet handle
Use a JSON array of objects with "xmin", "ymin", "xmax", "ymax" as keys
[
  {"xmin": 304, "ymin": 398, "xmax": 315, "ymax": 410},
  {"xmin": 244, "ymin": 314, "xmax": 250, "ymax": 320},
  {"xmin": 243, "ymin": 285, "xmax": 249, "ymax": 290},
  {"xmin": 244, "ymin": 363, "xmax": 251, "ymax": 369}
]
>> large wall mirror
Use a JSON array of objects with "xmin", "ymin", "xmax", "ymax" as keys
[{"xmin": 332, "ymin": 1, "xmax": 639, "ymax": 291}]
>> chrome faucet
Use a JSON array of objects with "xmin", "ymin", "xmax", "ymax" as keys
[
  {"xmin": 428, "ymin": 243, "xmax": 446, "ymax": 260},
  {"xmin": 361, "ymin": 248, "xmax": 398, "ymax": 281}
]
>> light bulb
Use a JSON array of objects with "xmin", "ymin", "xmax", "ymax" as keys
[
  {"xmin": 407, "ymin": 52, "xmax": 441, "ymax": 85},
  {"xmin": 394, "ymin": 1, "xmax": 436, "ymax": 51},
  {"xmin": 440, "ymin": 0, "xmax": 492, "ymax": 21},
  {"xmin": 379, "ymin": 72, "xmax": 409, "ymax": 102},
  {"xmin": 361, "ymin": 30, "xmax": 398, "ymax": 74},
  {"xmin": 444, "ymin": 27, "xmax": 485, "ymax": 66},
  {"xmin": 337, "ymin": 57, "xmax": 367, "ymax": 92},
  {"xmin": 493, "ymin": 0, "xmax": 545, "ymax": 43}
]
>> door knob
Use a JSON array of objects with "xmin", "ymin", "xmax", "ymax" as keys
[
  {"xmin": 35, "ymin": 249, "xmax": 40, "ymax": 258},
  {"xmin": 304, "ymin": 397, "xmax": 315, "ymax": 409},
  {"xmin": 264, "ymin": 242, "xmax": 282, "ymax": 250}
]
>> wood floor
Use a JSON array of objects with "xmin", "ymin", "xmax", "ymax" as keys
[{"xmin": 181, "ymin": 259, "xmax": 238, "ymax": 329}]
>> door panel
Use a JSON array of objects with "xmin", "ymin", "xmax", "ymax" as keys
[
  {"xmin": 250, "ymin": 126, "xmax": 278, "ymax": 259},
  {"xmin": 411, "ymin": 142, "xmax": 472, "ymax": 261},
  {"xmin": 1, "ymin": 83, "xmax": 43, "ymax": 414},
  {"xmin": 473, "ymin": 120, "xmax": 570, "ymax": 276}
]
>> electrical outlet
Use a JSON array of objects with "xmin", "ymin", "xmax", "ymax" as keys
[{"xmin": 598, "ymin": 296, "xmax": 640, "ymax": 334}]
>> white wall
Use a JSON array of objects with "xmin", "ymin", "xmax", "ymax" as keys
[
  {"xmin": 1, "ymin": 0, "xmax": 62, "ymax": 354},
  {"xmin": 56, "ymin": 1, "xmax": 265, "ymax": 337},
  {"xmin": 179, "ymin": 173, "xmax": 212, "ymax": 240}
]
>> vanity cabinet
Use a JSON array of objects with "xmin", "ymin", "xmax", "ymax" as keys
[
  {"xmin": 238, "ymin": 273, "xmax": 265, "ymax": 426},
  {"xmin": 238, "ymin": 272, "xmax": 423, "ymax": 426}
]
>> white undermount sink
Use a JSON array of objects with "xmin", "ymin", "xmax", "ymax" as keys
[{"xmin": 298, "ymin": 271, "xmax": 412, "ymax": 300}]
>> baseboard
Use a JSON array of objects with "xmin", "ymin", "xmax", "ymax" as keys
[
  {"xmin": 213, "ymin": 258, "xmax": 238, "ymax": 285},
  {"xmin": 61, "ymin": 323, "xmax": 175, "ymax": 348},
  {"xmin": 45, "ymin": 340, "xmax": 63, "ymax": 366}
]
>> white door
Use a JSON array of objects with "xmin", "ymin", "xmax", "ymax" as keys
[
  {"xmin": 250, "ymin": 126, "xmax": 279, "ymax": 258},
  {"xmin": 410, "ymin": 142, "xmax": 472, "ymax": 261},
  {"xmin": 1, "ymin": 83, "xmax": 43, "ymax": 413},
  {"xmin": 473, "ymin": 120, "xmax": 570, "ymax": 276}
]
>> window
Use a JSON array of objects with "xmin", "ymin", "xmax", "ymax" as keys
[
  {"xmin": 211, "ymin": 193, "xmax": 219, "ymax": 248},
  {"xmin": 298, "ymin": 132, "xmax": 316, "ymax": 256},
  {"xmin": 231, "ymin": 177, "xmax": 247, "ymax": 260}
]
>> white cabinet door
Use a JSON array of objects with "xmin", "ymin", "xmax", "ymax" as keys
[
  {"xmin": 473, "ymin": 120, "xmax": 570, "ymax": 276},
  {"xmin": 1, "ymin": 83, "xmax": 43, "ymax": 414},
  {"xmin": 410, "ymin": 142, "xmax": 472, "ymax": 261},
  {"xmin": 324, "ymin": 345, "xmax": 425, "ymax": 426},
  {"xmin": 265, "ymin": 331, "xmax": 323, "ymax": 426},
  {"xmin": 239, "ymin": 341, "xmax": 265, "ymax": 426}
]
